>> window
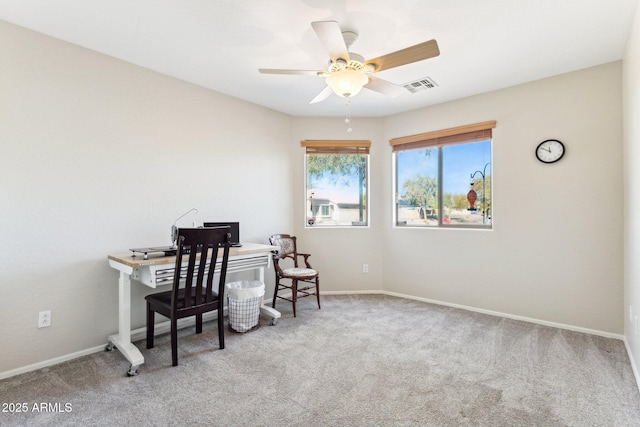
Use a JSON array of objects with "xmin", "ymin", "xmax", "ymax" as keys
[
  {"xmin": 391, "ymin": 121, "xmax": 495, "ymax": 228},
  {"xmin": 302, "ymin": 140, "xmax": 370, "ymax": 227}
]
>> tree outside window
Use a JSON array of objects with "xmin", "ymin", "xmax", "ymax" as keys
[
  {"xmin": 303, "ymin": 140, "xmax": 370, "ymax": 227},
  {"xmin": 391, "ymin": 122, "xmax": 494, "ymax": 228}
]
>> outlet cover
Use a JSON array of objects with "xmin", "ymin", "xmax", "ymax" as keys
[{"xmin": 38, "ymin": 311, "xmax": 51, "ymax": 328}]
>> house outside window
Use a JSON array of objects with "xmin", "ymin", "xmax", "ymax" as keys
[
  {"xmin": 390, "ymin": 121, "xmax": 495, "ymax": 228},
  {"xmin": 319, "ymin": 204, "xmax": 333, "ymax": 217},
  {"xmin": 303, "ymin": 140, "xmax": 370, "ymax": 227}
]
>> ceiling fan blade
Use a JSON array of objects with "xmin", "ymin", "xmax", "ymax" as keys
[
  {"xmin": 365, "ymin": 39, "xmax": 440, "ymax": 73},
  {"xmin": 310, "ymin": 85, "xmax": 334, "ymax": 104},
  {"xmin": 259, "ymin": 68, "xmax": 324, "ymax": 76},
  {"xmin": 311, "ymin": 21, "xmax": 350, "ymax": 62},
  {"xmin": 364, "ymin": 76, "xmax": 406, "ymax": 97}
]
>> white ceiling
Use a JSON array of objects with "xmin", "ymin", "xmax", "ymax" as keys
[{"xmin": 1, "ymin": 0, "xmax": 638, "ymax": 117}]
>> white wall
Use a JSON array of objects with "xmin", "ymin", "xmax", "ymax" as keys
[
  {"xmin": 291, "ymin": 63, "xmax": 624, "ymax": 337},
  {"xmin": 382, "ymin": 62, "xmax": 624, "ymax": 334},
  {"xmin": 0, "ymin": 21, "xmax": 293, "ymax": 374},
  {"xmin": 0, "ymin": 18, "xmax": 629, "ymax": 377},
  {"xmin": 291, "ymin": 118, "xmax": 386, "ymax": 293},
  {"xmin": 624, "ymin": 4, "xmax": 640, "ymax": 375}
]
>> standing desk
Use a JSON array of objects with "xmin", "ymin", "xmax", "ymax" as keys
[{"xmin": 107, "ymin": 243, "xmax": 279, "ymax": 376}]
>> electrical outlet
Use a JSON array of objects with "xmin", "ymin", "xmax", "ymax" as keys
[
  {"xmin": 38, "ymin": 311, "xmax": 51, "ymax": 328},
  {"xmin": 363, "ymin": 264, "xmax": 369, "ymax": 273}
]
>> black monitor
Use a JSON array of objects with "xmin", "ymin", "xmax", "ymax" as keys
[{"xmin": 203, "ymin": 222, "xmax": 240, "ymax": 246}]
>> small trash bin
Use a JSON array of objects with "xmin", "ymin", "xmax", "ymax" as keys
[{"xmin": 225, "ymin": 280, "xmax": 265, "ymax": 333}]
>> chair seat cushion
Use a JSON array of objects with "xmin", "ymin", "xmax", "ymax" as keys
[
  {"xmin": 146, "ymin": 288, "xmax": 220, "ymax": 310},
  {"xmin": 282, "ymin": 267, "xmax": 317, "ymax": 278}
]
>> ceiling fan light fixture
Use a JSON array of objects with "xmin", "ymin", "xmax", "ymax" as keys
[
  {"xmin": 260, "ymin": 21, "xmax": 440, "ymax": 105},
  {"xmin": 326, "ymin": 69, "xmax": 369, "ymax": 98}
]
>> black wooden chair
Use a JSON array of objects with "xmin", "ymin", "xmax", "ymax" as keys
[
  {"xmin": 269, "ymin": 234, "xmax": 320, "ymax": 317},
  {"xmin": 146, "ymin": 227, "xmax": 231, "ymax": 366}
]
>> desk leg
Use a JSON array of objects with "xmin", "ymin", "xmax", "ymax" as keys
[
  {"xmin": 256, "ymin": 265, "xmax": 281, "ymax": 324},
  {"xmin": 107, "ymin": 271, "xmax": 144, "ymax": 376}
]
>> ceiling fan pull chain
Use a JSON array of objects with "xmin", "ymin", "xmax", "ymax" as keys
[{"xmin": 345, "ymin": 97, "xmax": 353, "ymax": 132}]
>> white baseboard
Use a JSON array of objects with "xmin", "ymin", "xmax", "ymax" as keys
[
  {"xmin": 328, "ymin": 290, "xmax": 638, "ymax": 393},
  {"xmin": 0, "ymin": 344, "xmax": 107, "ymax": 380},
  {"xmin": 0, "ymin": 312, "xmax": 221, "ymax": 380},
  {"xmin": 323, "ymin": 289, "xmax": 624, "ymax": 340},
  {"xmin": 1, "ymin": 291, "xmax": 629, "ymax": 380},
  {"xmin": 623, "ymin": 337, "xmax": 640, "ymax": 393}
]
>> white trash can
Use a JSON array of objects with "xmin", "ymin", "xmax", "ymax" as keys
[{"xmin": 225, "ymin": 280, "xmax": 265, "ymax": 333}]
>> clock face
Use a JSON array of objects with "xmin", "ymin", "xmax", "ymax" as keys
[{"xmin": 536, "ymin": 139, "xmax": 565, "ymax": 163}]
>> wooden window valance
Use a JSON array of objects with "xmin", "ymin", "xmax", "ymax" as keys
[
  {"xmin": 389, "ymin": 121, "xmax": 496, "ymax": 152},
  {"xmin": 301, "ymin": 140, "xmax": 371, "ymax": 154}
]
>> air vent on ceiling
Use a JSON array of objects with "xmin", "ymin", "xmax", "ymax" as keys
[{"xmin": 403, "ymin": 77, "xmax": 439, "ymax": 93}]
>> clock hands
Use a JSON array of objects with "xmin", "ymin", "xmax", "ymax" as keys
[{"xmin": 536, "ymin": 139, "xmax": 564, "ymax": 163}]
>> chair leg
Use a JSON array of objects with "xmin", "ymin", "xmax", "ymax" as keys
[
  {"xmin": 171, "ymin": 317, "xmax": 178, "ymax": 366},
  {"xmin": 272, "ymin": 280, "xmax": 279, "ymax": 309},
  {"xmin": 146, "ymin": 303, "xmax": 155, "ymax": 349},
  {"xmin": 217, "ymin": 307, "xmax": 225, "ymax": 350},
  {"xmin": 196, "ymin": 313, "xmax": 203, "ymax": 334},
  {"xmin": 316, "ymin": 277, "xmax": 321, "ymax": 310},
  {"xmin": 292, "ymin": 279, "xmax": 297, "ymax": 317}
]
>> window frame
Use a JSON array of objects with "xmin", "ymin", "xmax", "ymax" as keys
[
  {"xmin": 390, "ymin": 121, "xmax": 496, "ymax": 229},
  {"xmin": 302, "ymin": 140, "xmax": 371, "ymax": 228}
]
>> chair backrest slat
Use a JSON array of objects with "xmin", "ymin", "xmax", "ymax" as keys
[
  {"xmin": 172, "ymin": 227, "xmax": 231, "ymax": 312},
  {"xmin": 205, "ymin": 245, "xmax": 214, "ymax": 302}
]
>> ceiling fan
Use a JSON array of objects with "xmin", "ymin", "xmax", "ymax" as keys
[{"xmin": 259, "ymin": 21, "xmax": 440, "ymax": 104}]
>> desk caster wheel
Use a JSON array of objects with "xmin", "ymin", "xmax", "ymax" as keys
[
  {"xmin": 126, "ymin": 365, "xmax": 139, "ymax": 377},
  {"xmin": 271, "ymin": 318, "xmax": 278, "ymax": 326},
  {"xmin": 105, "ymin": 342, "xmax": 116, "ymax": 352}
]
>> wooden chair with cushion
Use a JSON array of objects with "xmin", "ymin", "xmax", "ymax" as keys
[
  {"xmin": 269, "ymin": 234, "xmax": 320, "ymax": 317},
  {"xmin": 145, "ymin": 227, "xmax": 231, "ymax": 366}
]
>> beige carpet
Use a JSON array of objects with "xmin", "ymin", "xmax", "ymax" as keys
[{"xmin": 1, "ymin": 294, "xmax": 640, "ymax": 426}]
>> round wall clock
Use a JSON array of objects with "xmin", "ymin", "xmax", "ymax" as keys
[{"xmin": 535, "ymin": 139, "xmax": 565, "ymax": 163}]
